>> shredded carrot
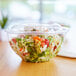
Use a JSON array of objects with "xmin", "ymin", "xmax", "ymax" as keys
[
  {"xmin": 49, "ymin": 45, "xmax": 52, "ymax": 49},
  {"xmin": 33, "ymin": 36, "xmax": 42, "ymax": 41},
  {"xmin": 19, "ymin": 48, "xmax": 23, "ymax": 51},
  {"xmin": 35, "ymin": 39, "xmax": 39, "ymax": 43},
  {"xmin": 41, "ymin": 42, "xmax": 45, "ymax": 48}
]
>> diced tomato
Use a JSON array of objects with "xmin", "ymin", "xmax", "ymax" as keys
[
  {"xmin": 41, "ymin": 42, "xmax": 45, "ymax": 48},
  {"xmin": 12, "ymin": 38, "xmax": 16, "ymax": 44},
  {"xmin": 9, "ymin": 41, "xmax": 12, "ymax": 45},
  {"xmin": 33, "ymin": 36, "xmax": 42, "ymax": 41},
  {"xmin": 53, "ymin": 45, "xmax": 57, "ymax": 51},
  {"xmin": 45, "ymin": 39, "xmax": 49, "ymax": 47},
  {"xmin": 19, "ymin": 48, "xmax": 23, "ymax": 51},
  {"xmin": 23, "ymin": 52, "xmax": 29, "ymax": 56}
]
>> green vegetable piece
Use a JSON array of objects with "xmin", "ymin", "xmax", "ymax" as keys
[
  {"xmin": 39, "ymin": 35, "xmax": 45, "ymax": 38},
  {"xmin": 25, "ymin": 35, "xmax": 29, "ymax": 39},
  {"xmin": 38, "ymin": 51, "xmax": 45, "ymax": 57},
  {"xmin": 47, "ymin": 36, "xmax": 54, "ymax": 44},
  {"xmin": 45, "ymin": 47, "xmax": 50, "ymax": 51},
  {"xmin": 26, "ymin": 42, "xmax": 34, "ymax": 46},
  {"xmin": 27, "ymin": 46, "xmax": 32, "ymax": 53},
  {"xmin": 16, "ymin": 38, "xmax": 21, "ymax": 41},
  {"xmin": 47, "ymin": 36, "xmax": 52, "ymax": 40},
  {"xmin": 31, "ymin": 58, "xmax": 38, "ymax": 63}
]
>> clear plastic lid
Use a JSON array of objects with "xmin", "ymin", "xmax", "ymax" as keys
[{"xmin": 6, "ymin": 23, "xmax": 69, "ymax": 35}]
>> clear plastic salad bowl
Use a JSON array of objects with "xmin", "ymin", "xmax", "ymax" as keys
[{"xmin": 6, "ymin": 23, "xmax": 69, "ymax": 63}]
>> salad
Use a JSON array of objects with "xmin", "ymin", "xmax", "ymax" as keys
[{"xmin": 9, "ymin": 27, "xmax": 63, "ymax": 63}]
